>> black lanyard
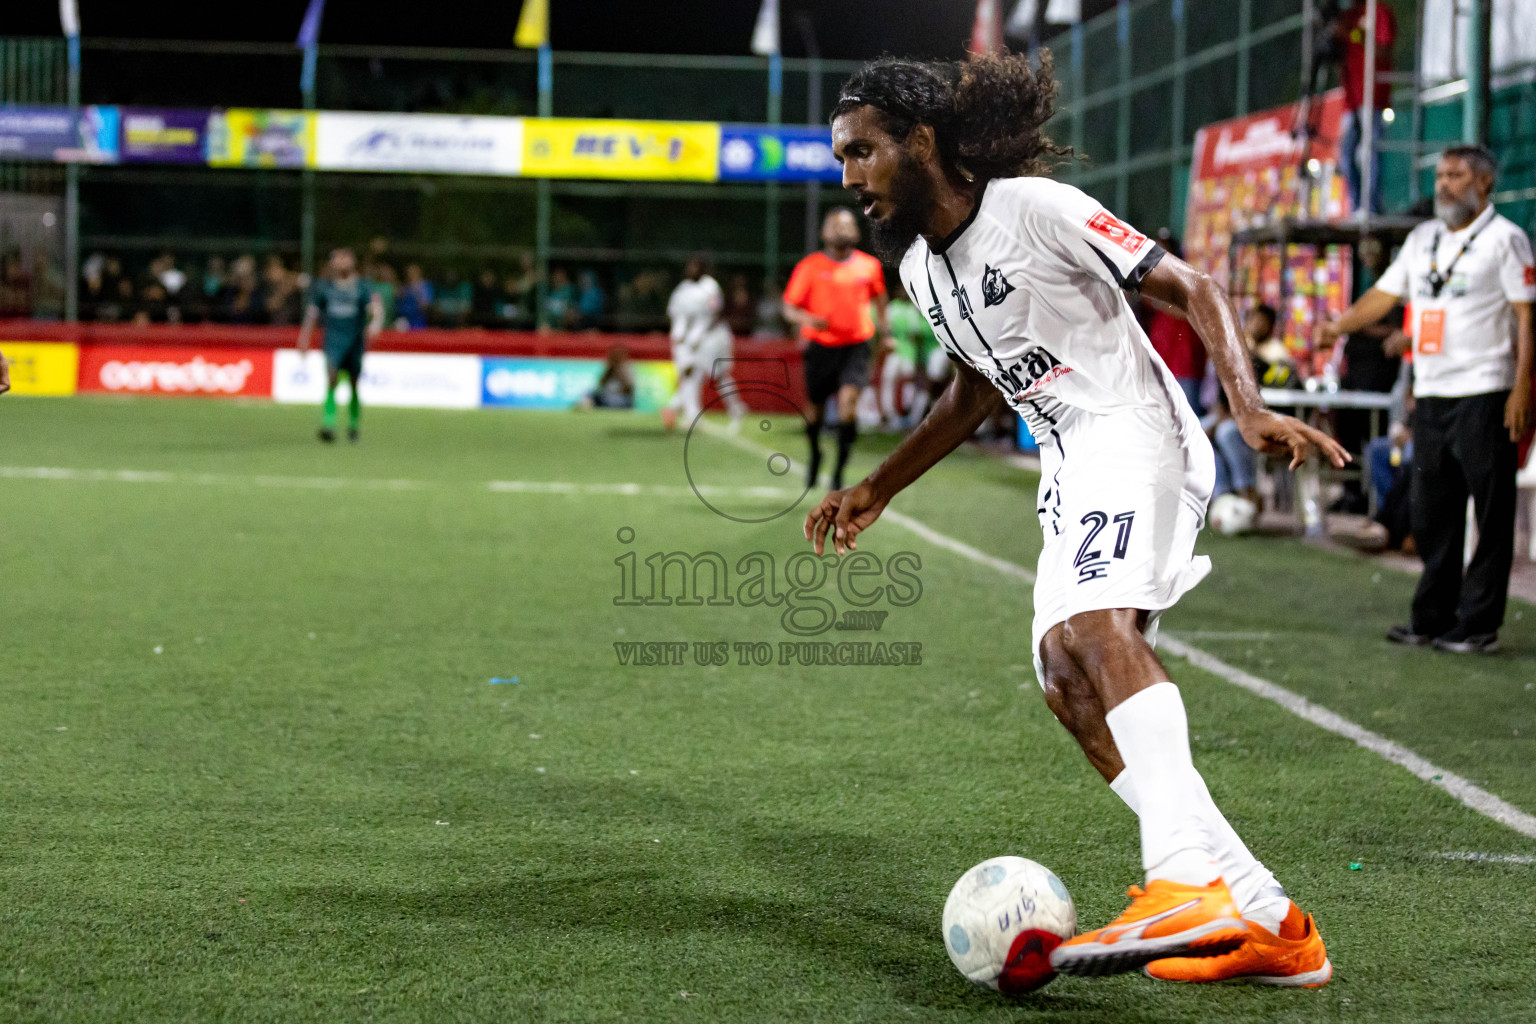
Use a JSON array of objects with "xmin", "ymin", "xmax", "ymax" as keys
[{"xmin": 1425, "ymin": 212, "xmax": 1491, "ymax": 298}]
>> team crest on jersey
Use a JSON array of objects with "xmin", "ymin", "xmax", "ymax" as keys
[
  {"xmin": 980, "ymin": 264, "xmax": 1013, "ymax": 307},
  {"xmin": 1086, "ymin": 210, "xmax": 1147, "ymax": 254},
  {"xmin": 951, "ymin": 284, "xmax": 974, "ymax": 320}
]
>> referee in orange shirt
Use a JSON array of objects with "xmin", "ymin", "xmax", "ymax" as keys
[{"xmin": 782, "ymin": 207, "xmax": 891, "ymax": 491}]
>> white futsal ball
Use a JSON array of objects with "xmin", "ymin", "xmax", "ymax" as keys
[
  {"xmin": 941, "ymin": 856, "xmax": 1076, "ymax": 994},
  {"xmin": 1208, "ymin": 493, "xmax": 1258, "ymax": 536}
]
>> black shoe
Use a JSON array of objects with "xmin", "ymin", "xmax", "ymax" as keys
[
  {"xmin": 1386, "ymin": 624, "xmax": 1433, "ymax": 646},
  {"xmin": 831, "ymin": 471, "xmax": 844, "ymax": 492},
  {"xmin": 318, "ymin": 427, "xmax": 336, "ymax": 443},
  {"xmin": 806, "ymin": 456, "xmax": 821, "ymax": 490},
  {"xmin": 1432, "ymin": 628, "xmax": 1500, "ymax": 654},
  {"xmin": 347, "ymin": 427, "xmax": 359, "ymax": 443}
]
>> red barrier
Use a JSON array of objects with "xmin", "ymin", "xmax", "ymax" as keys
[{"xmin": 78, "ymin": 345, "xmax": 274, "ymax": 398}]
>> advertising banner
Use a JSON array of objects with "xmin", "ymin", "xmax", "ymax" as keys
[
  {"xmin": 272, "ymin": 350, "xmax": 483, "ymax": 409},
  {"xmin": 314, "ymin": 112, "xmax": 525, "ymax": 175},
  {"xmin": 522, "ymin": 119, "xmax": 719, "ymax": 181},
  {"xmin": 78, "ymin": 346, "xmax": 274, "ymax": 398},
  {"xmin": 481, "ymin": 357, "xmax": 675, "ymax": 412},
  {"xmin": 0, "ymin": 342, "xmax": 79, "ymax": 396},
  {"xmin": 119, "ymin": 108, "xmax": 210, "ymax": 164},
  {"xmin": 0, "ymin": 105, "xmax": 120, "ymax": 163},
  {"xmin": 207, "ymin": 109, "xmax": 316, "ymax": 168},
  {"xmin": 718, "ymin": 125, "xmax": 842, "ymax": 183}
]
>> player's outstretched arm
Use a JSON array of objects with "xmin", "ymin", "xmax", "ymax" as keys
[
  {"xmin": 804, "ymin": 362, "xmax": 1003, "ymax": 555},
  {"xmin": 296, "ymin": 305, "xmax": 320, "ymax": 353},
  {"xmin": 1140, "ymin": 255, "xmax": 1351, "ymax": 470}
]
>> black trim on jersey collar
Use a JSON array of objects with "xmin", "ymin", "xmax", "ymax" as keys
[
  {"xmin": 1086, "ymin": 241, "xmax": 1165, "ymax": 292},
  {"xmin": 927, "ymin": 180, "xmax": 991, "ymax": 256}
]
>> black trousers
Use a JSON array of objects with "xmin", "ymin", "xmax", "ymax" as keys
[{"xmin": 1409, "ymin": 390, "xmax": 1518, "ymax": 636}]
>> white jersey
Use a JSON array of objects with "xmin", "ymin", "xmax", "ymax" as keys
[
  {"xmin": 667, "ymin": 275, "xmax": 730, "ymax": 351},
  {"xmin": 898, "ymin": 177, "xmax": 1199, "ymax": 450},
  {"xmin": 1374, "ymin": 204, "xmax": 1536, "ymax": 398}
]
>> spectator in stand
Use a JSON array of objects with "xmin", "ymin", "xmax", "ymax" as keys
[
  {"xmin": 1145, "ymin": 233, "xmax": 1206, "ymax": 415},
  {"xmin": 396, "ymin": 264, "xmax": 434, "ymax": 330},
  {"xmin": 471, "ymin": 268, "xmax": 501, "ymax": 327},
  {"xmin": 0, "ymin": 252, "xmax": 31, "ymax": 318},
  {"xmin": 264, "ymin": 255, "xmax": 303, "ymax": 326},
  {"xmin": 1209, "ymin": 304, "xmax": 1296, "ymax": 504},
  {"xmin": 435, "ymin": 269, "xmax": 472, "ymax": 327},
  {"xmin": 1322, "ymin": 144, "xmax": 1535, "ymax": 653},
  {"xmin": 1333, "ymin": 0, "xmax": 1396, "ymax": 215},
  {"xmin": 724, "ymin": 273, "xmax": 754, "ymax": 337},
  {"xmin": 502, "ymin": 252, "xmax": 538, "ymax": 328},
  {"xmin": 102, "ymin": 277, "xmax": 136, "ymax": 323},
  {"xmin": 753, "ymin": 276, "xmax": 785, "ymax": 339},
  {"xmin": 199, "ymin": 256, "xmax": 229, "ymax": 322},
  {"xmin": 226, "ymin": 255, "xmax": 267, "ymax": 324},
  {"xmin": 368, "ymin": 262, "xmax": 398, "ymax": 329},
  {"xmin": 540, "ymin": 267, "xmax": 578, "ymax": 332},
  {"xmin": 576, "ymin": 270, "xmax": 606, "ymax": 330}
]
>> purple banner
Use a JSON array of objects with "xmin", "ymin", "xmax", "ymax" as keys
[
  {"xmin": 0, "ymin": 106, "xmax": 121, "ymax": 162},
  {"xmin": 119, "ymin": 107, "xmax": 209, "ymax": 164}
]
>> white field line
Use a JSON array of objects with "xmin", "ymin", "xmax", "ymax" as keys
[
  {"xmin": 1435, "ymin": 851, "xmax": 1536, "ymax": 864},
  {"xmin": 0, "ymin": 466, "xmax": 795, "ymax": 500},
  {"xmin": 695, "ymin": 421, "xmax": 1536, "ymax": 841}
]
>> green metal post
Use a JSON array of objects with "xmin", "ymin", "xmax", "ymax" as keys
[
  {"xmin": 1170, "ymin": 0, "xmax": 1187, "ymax": 232},
  {"xmin": 765, "ymin": 52, "xmax": 782, "ymax": 285},
  {"xmin": 1236, "ymin": 0, "xmax": 1251, "ymax": 116},
  {"xmin": 64, "ymin": 35, "xmax": 80, "ymax": 323},
  {"xmin": 1114, "ymin": 0, "xmax": 1130, "ymax": 214},
  {"xmin": 1069, "ymin": 22, "xmax": 1084, "ymax": 159},
  {"xmin": 1464, "ymin": 0, "xmax": 1488, "ymax": 144},
  {"xmin": 535, "ymin": 43, "xmax": 553, "ymax": 326}
]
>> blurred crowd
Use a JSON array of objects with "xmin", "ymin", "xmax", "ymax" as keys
[{"xmin": 2, "ymin": 239, "xmax": 789, "ymax": 339}]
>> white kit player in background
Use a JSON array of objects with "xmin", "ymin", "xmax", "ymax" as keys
[
  {"xmin": 806, "ymin": 55, "xmax": 1350, "ymax": 986},
  {"xmin": 662, "ymin": 256, "xmax": 747, "ymax": 433}
]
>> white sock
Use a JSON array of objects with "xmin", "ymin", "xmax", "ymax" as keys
[
  {"xmin": 1103, "ymin": 683, "xmax": 1219, "ymax": 886},
  {"xmin": 1108, "ymin": 767, "xmax": 1287, "ymax": 929}
]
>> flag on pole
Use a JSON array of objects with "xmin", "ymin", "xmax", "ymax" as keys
[
  {"xmin": 751, "ymin": 0, "xmax": 780, "ymax": 56},
  {"xmin": 516, "ymin": 0, "xmax": 549, "ymax": 49},
  {"xmin": 296, "ymin": 0, "xmax": 327, "ymax": 96},
  {"xmin": 58, "ymin": 0, "xmax": 80, "ymax": 38},
  {"xmin": 969, "ymin": 0, "xmax": 1005, "ymax": 55},
  {"xmin": 1045, "ymin": 0, "xmax": 1082, "ymax": 24},
  {"xmin": 1005, "ymin": 1, "xmax": 1037, "ymax": 40}
]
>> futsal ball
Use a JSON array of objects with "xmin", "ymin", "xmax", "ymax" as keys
[
  {"xmin": 1208, "ymin": 493, "xmax": 1258, "ymax": 536},
  {"xmin": 941, "ymin": 856, "xmax": 1076, "ymax": 995}
]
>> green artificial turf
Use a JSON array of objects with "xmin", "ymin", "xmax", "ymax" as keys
[{"xmin": 1, "ymin": 396, "xmax": 1533, "ymax": 1023}]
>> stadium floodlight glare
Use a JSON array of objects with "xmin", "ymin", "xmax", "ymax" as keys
[{"xmin": 1382, "ymin": 107, "xmax": 1396, "ymax": 123}]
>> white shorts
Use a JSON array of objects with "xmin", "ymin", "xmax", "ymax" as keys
[{"xmin": 1031, "ymin": 405, "xmax": 1216, "ymax": 688}]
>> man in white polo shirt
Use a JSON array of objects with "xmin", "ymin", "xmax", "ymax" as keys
[{"xmin": 1323, "ymin": 145, "xmax": 1536, "ymax": 653}]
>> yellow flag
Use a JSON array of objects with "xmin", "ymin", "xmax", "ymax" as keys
[{"xmin": 515, "ymin": 0, "xmax": 548, "ymax": 48}]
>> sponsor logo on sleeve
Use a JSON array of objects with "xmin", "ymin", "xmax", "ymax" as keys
[
  {"xmin": 1086, "ymin": 210, "xmax": 1148, "ymax": 254},
  {"xmin": 1525, "ymin": 264, "xmax": 1534, "ymax": 287}
]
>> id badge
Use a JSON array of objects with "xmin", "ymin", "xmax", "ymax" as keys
[{"xmin": 1418, "ymin": 308, "xmax": 1446, "ymax": 355}]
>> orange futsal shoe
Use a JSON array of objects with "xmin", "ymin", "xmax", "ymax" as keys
[
  {"xmin": 1144, "ymin": 902, "xmax": 1332, "ymax": 987},
  {"xmin": 1050, "ymin": 878, "xmax": 1247, "ymax": 978}
]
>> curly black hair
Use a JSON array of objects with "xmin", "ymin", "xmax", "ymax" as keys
[{"xmin": 831, "ymin": 51, "xmax": 1072, "ymax": 182}]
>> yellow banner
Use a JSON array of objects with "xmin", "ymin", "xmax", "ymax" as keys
[
  {"xmin": 2, "ymin": 342, "xmax": 79, "ymax": 396},
  {"xmin": 208, "ymin": 109, "xmax": 317, "ymax": 169},
  {"xmin": 523, "ymin": 119, "xmax": 720, "ymax": 181}
]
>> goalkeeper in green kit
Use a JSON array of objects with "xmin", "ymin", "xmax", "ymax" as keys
[{"xmin": 297, "ymin": 247, "xmax": 385, "ymax": 443}]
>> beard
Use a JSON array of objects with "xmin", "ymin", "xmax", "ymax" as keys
[
  {"xmin": 867, "ymin": 153, "xmax": 938, "ymax": 265},
  {"xmin": 1434, "ymin": 188, "xmax": 1480, "ymax": 228}
]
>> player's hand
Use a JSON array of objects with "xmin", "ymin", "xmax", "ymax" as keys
[
  {"xmin": 1506, "ymin": 386, "xmax": 1533, "ymax": 442},
  {"xmin": 1235, "ymin": 409, "xmax": 1352, "ymax": 470},
  {"xmin": 804, "ymin": 314, "xmax": 829, "ymax": 331},
  {"xmin": 0, "ymin": 351, "xmax": 10, "ymax": 396},
  {"xmin": 804, "ymin": 480, "xmax": 889, "ymax": 556},
  {"xmin": 1382, "ymin": 329, "xmax": 1410, "ymax": 357}
]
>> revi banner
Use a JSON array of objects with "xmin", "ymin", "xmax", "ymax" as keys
[{"xmin": 521, "ymin": 118, "xmax": 720, "ymax": 181}]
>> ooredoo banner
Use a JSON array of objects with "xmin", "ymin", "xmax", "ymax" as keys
[
  {"xmin": 315, "ymin": 112, "xmax": 524, "ymax": 175},
  {"xmin": 272, "ymin": 350, "xmax": 483, "ymax": 409},
  {"xmin": 78, "ymin": 346, "xmax": 274, "ymax": 397}
]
